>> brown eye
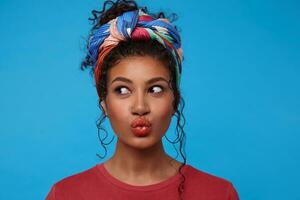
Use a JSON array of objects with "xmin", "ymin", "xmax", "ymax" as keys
[
  {"xmin": 149, "ymin": 85, "xmax": 163, "ymax": 94},
  {"xmin": 114, "ymin": 86, "xmax": 130, "ymax": 95}
]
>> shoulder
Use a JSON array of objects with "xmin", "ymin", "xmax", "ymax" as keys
[
  {"xmin": 184, "ymin": 164, "xmax": 239, "ymax": 199},
  {"xmin": 48, "ymin": 165, "xmax": 100, "ymax": 196},
  {"xmin": 185, "ymin": 164, "xmax": 231, "ymax": 185},
  {"xmin": 55, "ymin": 165, "xmax": 98, "ymax": 186}
]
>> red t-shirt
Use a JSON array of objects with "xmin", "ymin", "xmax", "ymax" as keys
[{"xmin": 46, "ymin": 163, "xmax": 239, "ymax": 200}]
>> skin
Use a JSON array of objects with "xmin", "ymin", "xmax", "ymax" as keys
[{"xmin": 101, "ymin": 55, "xmax": 182, "ymax": 186}]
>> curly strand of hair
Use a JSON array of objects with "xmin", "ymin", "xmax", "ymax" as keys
[
  {"xmin": 88, "ymin": 0, "xmax": 138, "ymax": 28},
  {"xmin": 163, "ymin": 58, "xmax": 186, "ymax": 200},
  {"xmin": 95, "ymin": 110, "xmax": 115, "ymax": 159},
  {"xmin": 174, "ymin": 96, "xmax": 187, "ymax": 200},
  {"xmin": 88, "ymin": 0, "xmax": 115, "ymax": 22},
  {"xmin": 164, "ymin": 91, "xmax": 187, "ymax": 200}
]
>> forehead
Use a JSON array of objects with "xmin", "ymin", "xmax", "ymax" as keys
[{"xmin": 107, "ymin": 56, "xmax": 170, "ymax": 83}]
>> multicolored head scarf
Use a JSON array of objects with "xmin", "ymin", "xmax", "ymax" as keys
[{"xmin": 88, "ymin": 9, "xmax": 183, "ymax": 97}]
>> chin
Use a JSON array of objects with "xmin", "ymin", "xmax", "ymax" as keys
[{"xmin": 120, "ymin": 136, "xmax": 162, "ymax": 150}]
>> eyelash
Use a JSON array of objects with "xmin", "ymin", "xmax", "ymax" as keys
[{"xmin": 114, "ymin": 85, "xmax": 164, "ymax": 95}]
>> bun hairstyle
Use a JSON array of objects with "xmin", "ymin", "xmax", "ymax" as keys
[{"xmin": 80, "ymin": 1, "xmax": 186, "ymax": 199}]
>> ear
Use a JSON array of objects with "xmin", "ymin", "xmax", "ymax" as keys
[{"xmin": 100, "ymin": 100, "xmax": 108, "ymax": 116}]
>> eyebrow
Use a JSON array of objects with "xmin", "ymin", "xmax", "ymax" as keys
[{"xmin": 111, "ymin": 76, "xmax": 169, "ymax": 85}]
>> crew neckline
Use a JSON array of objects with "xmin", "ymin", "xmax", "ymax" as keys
[{"xmin": 96, "ymin": 163, "xmax": 189, "ymax": 191}]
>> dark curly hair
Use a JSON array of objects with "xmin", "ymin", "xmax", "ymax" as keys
[{"xmin": 80, "ymin": 0, "xmax": 186, "ymax": 199}]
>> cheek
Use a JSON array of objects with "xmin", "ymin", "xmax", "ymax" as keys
[
  {"xmin": 151, "ymin": 96, "xmax": 174, "ymax": 133},
  {"xmin": 106, "ymin": 99, "xmax": 129, "ymax": 133},
  {"xmin": 155, "ymin": 101, "xmax": 173, "ymax": 118}
]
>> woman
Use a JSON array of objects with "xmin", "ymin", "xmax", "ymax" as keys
[{"xmin": 46, "ymin": 0, "xmax": 239, "ymax": 199}]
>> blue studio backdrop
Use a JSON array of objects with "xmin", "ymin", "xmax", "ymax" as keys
[{"xmin": 0, "ymin": 0, "xmax": 299, "ymax": 199}]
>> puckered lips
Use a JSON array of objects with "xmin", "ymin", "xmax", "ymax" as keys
[{"xmin": 130, "ymin": 117, "xmax": 152, "ymax": 137}]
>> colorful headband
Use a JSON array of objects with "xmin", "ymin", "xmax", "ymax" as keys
[{"xmin": 88, "ymin": 9, "xmax": 183, "ymax": 96}]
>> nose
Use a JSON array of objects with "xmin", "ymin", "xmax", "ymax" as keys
[{"xmin": 131, "ymin": 90, "xmax": 150, "ymax": 116}]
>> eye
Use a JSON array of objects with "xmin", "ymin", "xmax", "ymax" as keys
[
  {"xmin": 114, "ymin": 86, "xmax": 130, "ymax": 95},
  {"xmin": 149, "ymin": 85, "xmax": 163, "ymax": 94}
]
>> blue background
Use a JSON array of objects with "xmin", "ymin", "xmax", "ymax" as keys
[{"xmin": 0, "ymin": 0, "xmax": 299, "ymax": 199}]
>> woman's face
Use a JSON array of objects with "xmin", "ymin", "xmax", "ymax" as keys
[{"xmin": 101, "ymin": 56, "xmax": 175, "ymax": 149}]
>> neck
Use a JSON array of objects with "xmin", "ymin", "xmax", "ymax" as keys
[{"xmin": 104, "ymin": 139, "xmax": 181, "ymax": 185}]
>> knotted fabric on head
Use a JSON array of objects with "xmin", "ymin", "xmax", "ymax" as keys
[{"xmin": 88, "ymin": 9, "xmax": 183, "ymax": 97}]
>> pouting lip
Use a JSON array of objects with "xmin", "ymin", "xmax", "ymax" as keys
[{"xmin": 130, "ymin": 117, "xmax": 151, "ymax": 128}]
